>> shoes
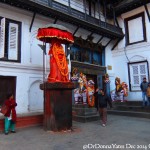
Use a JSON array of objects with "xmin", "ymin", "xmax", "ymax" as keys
[
  {"xmin": 4, "ymin": 131, "xmax": 16, "ymax": 135},
  {"xmin": 102, "ymin": 124, "xmax": 106, "ymax": 127}
]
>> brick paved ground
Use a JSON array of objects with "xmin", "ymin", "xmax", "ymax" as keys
[{"xmin": 0, "ymin": 115, "xmax": 150, "ymax": 150}]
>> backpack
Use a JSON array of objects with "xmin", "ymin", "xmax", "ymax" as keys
[{"xmin": 0, "ymin": 104, "xmax": 8, "ymax": 115}]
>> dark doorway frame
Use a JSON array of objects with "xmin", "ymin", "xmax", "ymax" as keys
[{"xmin": 0, "ymin": 76, "xmax": 16, "ymax": 105}]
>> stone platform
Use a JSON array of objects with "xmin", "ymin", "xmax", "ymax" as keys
[
  {"xmin": 108, "ymin": 101, "xmax": 150, "ymax": 119},
  {"xmin": 72, "ymin": 104, "xmax": 99, "ymax": 122}
]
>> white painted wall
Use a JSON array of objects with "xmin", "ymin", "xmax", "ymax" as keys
[
  {"xmin": 2, "ymin": 1, "xmax": 148, "ymax": 115},
  {"xmin": 0, "ymin": 2, "xmax": 78, "ymax": 114},
  {"xmin": 106, "ymin": 5, "xmax": 150, "ymax": 101},
  {"xmin": 0, "ymin": 4, "xmax": 54, "ymax": 114}
]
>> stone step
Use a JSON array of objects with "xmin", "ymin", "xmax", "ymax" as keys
[
  {"xmin": 108, "ymin": 110, "xmax": 150, "ymax": 119},
  {"xmin": 73, "ymin": 114, "xmax": 100, "ymax": 123},
  {"xmin": 112, "ymin": 101, "xmax": 127, "ymax": 106},
  {"xmin": 72, "ymin": 104, "xmax": 99, "ymax": 122},
  {"xmin": 113, "ymin": 105, "xmax": 150, "ymax": 112},
  {"xmin": 112, "ymin": 101, "xmax": 143, "ymax": 106},
  {"xmin": 126, "ymin": 101, "xmax": 143, "ymax": 106},
  {"xmin": 72, "ymin": 104, "xmax": 89, "ymax": 108},
  {"xmin": 72, "ymin": 107, "xmax": 98, "ymax": 116}
]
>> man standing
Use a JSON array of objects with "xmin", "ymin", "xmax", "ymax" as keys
[
  {"xmin": 96, "ymin": 89, "xmax": 112, "ymax": 127},
  {"xmin": 140, "ymin": 77, "xmax": 149, "ymax": 106}
]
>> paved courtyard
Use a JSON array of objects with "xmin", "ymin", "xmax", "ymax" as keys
[{"xmin": 0, "ymin": 115, "xmax": 150, "ymax": 150}]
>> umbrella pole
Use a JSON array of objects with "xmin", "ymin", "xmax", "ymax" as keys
[
  {"xmin": 43, "ymin": 41, "xmax": 46, "ymax": 130},
  {"xmin": 43, "ymin": 42, "xmax": 46, "ymax": 83}
]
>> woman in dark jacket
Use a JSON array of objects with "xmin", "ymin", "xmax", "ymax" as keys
[
  {"xmin": 95, "ymin": 89, "xmax": 112, "ymax": 127},
  {"xmin": 4, "ymin": 93, "xmax": 17, "ymax": 135}
]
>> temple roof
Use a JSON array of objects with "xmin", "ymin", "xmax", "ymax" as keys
[{"xmin": 104, "ymin": 0, "xmax": 150, "ymax": 17}]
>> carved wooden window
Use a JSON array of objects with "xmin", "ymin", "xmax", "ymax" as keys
[
  {"xmin": 128, "ymin": 61, "xmax": 149, "ymax": 91},
  {"xmin": 124, "ymin": 12, "xmax": 146, "ymax": 45},
  {"xmin": 0, "ymin": 17, "xmax": 21, "ymax": 62},
  {"xmin": 70, "ymin": 45, "xmax": 102, "ymax": 65},
  {"xmin": 70, "ymin": 45, "xmax": 81, "ymax": 62},
  {"xmin": 93, "ymin": 51, "xmax": 101, "ymax": 65},
  {"xmin": 86, "ymin": 0, "xmax": 96, "ymax": 17},
  {"xmin": 82, "ymin": 49, "xmax": 92, "ymax": 63}
]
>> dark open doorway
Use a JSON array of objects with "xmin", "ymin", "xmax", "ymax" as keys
[{"xmin": 0, "ymin": 76, "xmax": 16, "ymax": 105}]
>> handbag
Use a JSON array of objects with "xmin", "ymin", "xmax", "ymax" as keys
[{"xmin": 0, "ymin": 104, "xmax": 8, "ymax": 115}]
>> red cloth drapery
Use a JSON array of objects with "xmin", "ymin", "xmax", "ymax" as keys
[{"xmin": 48, "ymin": 40, "xmax": 69, "ymax": 82}]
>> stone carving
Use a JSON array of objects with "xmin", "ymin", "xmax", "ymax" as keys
[{"xmin": 71, "ymin": 69, "xmax": 95, "ymax": 106}]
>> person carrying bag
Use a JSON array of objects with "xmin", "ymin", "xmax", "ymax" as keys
[
  {"xmin": 2, "ymin": 93, "xmax": 17, "ymax": 135},
  {"xmin": 0, "ymin": 104, "xmax": 9, "ymax": 115}
]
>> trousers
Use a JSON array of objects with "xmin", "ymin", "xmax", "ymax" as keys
[
  {"xmin": 99, "ymin": 108, "xmax": 107, "ymax": 124},
  {"xmin": 5, "ymin": 117, "xmax": 16, "ymax": 133}
]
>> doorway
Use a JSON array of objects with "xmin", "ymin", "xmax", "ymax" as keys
[{"xmin": 0, "ymin": 76, "xmax": 16, "ymax": 105}]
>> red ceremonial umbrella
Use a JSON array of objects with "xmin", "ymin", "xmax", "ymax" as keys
[
  {"xmin": 37, "ymin": 24, "xmax": 74, "ymax": 82},
  {"xmin": 37, "ymin": 24, "xmax": 74, "ymax": 44}
]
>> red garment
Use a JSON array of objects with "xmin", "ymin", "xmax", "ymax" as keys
[
  {"xmin": 48, "ymin": 40, "xmax": 69, "ymax": 82},
  {"xmin": 4, "ymin": 99, "xmax": 17, "ymax": 122}
]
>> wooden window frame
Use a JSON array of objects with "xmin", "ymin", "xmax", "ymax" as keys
[
  {"xmin": 86, "ymin": 0, "xmax": 96, "ymax": 17},
  {"xmin": 70, "ymin": 44, "xmax": 103, "ymax": 66},
  {"xmin": 0, "ymin": 17, "xmax": 22, "ymax": 62},
  {"xmin": 124, "ymin": 12, "xmax": 146, "ymax": 46},
  {"xmin": 128, "ymin": 61, "xmax": 149, "ymax": 92}
]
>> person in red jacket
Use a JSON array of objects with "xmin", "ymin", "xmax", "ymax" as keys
[{"xmin": 4, "ymin": 93, "xmax": 17, "ymax": 135}]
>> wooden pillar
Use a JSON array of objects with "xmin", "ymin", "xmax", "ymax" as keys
[
  {"xmin": 112, "ymin": 6, "xmax": 116, "ymax": 25},
  {"xmin": 83, "ymin": 0, "xmax": 87, "ymax": 20},
  {"xmin": 68, "ymin": 0, "xmax": 71, "ymax": 13},
  {"xmin": 103, "ymin": 0, "xmax": 107, "ymax": 24},
  {"xmin": 48, "ymin": 0, "xmax": 52, "ymax": 6},
  {"xmin": 40, "ymin": 82, "xmax": 75, "ymax": 131},
  {"xmin": 98, "ymin": 0, "xmax": 101, "ymax": 22}
]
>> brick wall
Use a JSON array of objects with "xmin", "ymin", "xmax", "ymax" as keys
[{"xmin": 0, "ymin": 113, "xmax": 43, "ymax": 131}]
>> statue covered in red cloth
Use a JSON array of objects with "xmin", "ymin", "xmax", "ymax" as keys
[
  {"xmin": 48, "ymin": 39, "xmax": 69, "ymax": 82},
  {"xmin": 37, "ymin": 24, "xmax": 74, "ymax": 82}
]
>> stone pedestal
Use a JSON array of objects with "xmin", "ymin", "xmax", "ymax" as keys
[
  {"xmin": 40, "ymin": 82, "xmax": 75, "ymax": 131},
  {"xmin": 72, "ymin": 104, "xmax": 99, "ymax": 122}
]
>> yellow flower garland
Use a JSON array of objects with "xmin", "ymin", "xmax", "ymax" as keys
[{"xmin": 87, "ymin": 86, "xmax": 95, "ymax": 107}]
